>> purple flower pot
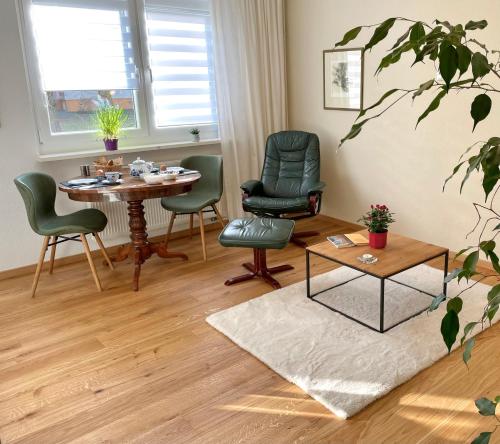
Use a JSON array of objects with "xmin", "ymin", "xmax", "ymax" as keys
[{"xmin": 104, "ymin": 139, "xmax": 118, "ymax": 151}]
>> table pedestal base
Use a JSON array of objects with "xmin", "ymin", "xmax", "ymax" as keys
[{"xmin": 112, "ymin": 200, "xmax": 188, "ymax": 291}]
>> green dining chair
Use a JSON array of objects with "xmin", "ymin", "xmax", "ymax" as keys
[
  {"xmin": 14, "ymin": 172, "xmax": 114, "ymax": 297},
  {"xmin": 161, "ymin": 155, "xmax": 225, "ymax": 261}
]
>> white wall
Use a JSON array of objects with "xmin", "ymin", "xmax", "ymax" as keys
[
  {"xmin": 286, "ymin": 0, "xmax": 500, "ymax": 252},
  {"xmin": 0, "ymin": 0, "xmax": 222, "ymax": 272}
]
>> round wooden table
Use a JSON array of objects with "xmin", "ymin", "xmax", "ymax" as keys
[{"xmin": 59, "ymin": 172, "xmax": 201, "ymax": 291}]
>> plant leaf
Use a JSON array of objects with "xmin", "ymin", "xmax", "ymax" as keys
[
  {"xmin": 470, "ymin": 94, "xmax": 492, "ymax": 131},
  {"xmin": 438, "ymin": 41, "xmax": 458, "ymax": 89},
  {"xmin": 456, "ymin": 45, "xmax": 472, "ymax": 75},
  {"xmin": 412, "ymin": 79, "xmax": 434, "ymax": 100},
  {"xmin": 460, "ymin": 155, "xmax": 482, "ymax": 193},
  {"xmin": 447, "ymin": 297, "xmax": 463, "ymax": 314},
  {"xmin": 475, "ymin": 398, "xmax": 497, "ymax": 416},
  {"xmin": 365, "ymin": 18, "xmax": 396, "ymax": 51},
  {"xmin": 461, "ymin": 321, "xmax": 478, "ymax": 345},
  {"xmin": 335, "ymin": 26, "xmax": 362, "ymax": 47},
  {"xmin": 443, "ymin": 161, "xmax": 466, "ymax": 190},
  {"xmin": 429, "ymin": 293, "xmax": 446, "ymax": 312},
  {"xmin": 390, "ymin": 27, "xmax": 411, "ymax": 50},
  {"xmin": 339, "ymin": 119, "xmax": 371, "ymax": 146},
  {"xmin": 441, "ymin": 310, "xmax": 459, "ymax": 352},
  {"xmin": 463, "ymin": 337, "xmax": 475, "ymax": 365},
  {"xmin": 465, "ymin": 20, "xmax": 488, "ymax": 30},
  {"xmin": 463, "ymin": 250, "xmax": 479, "ymax": 273},
  {"xmin": 416, "ymin": 89, "xmax": 446, "ymax": 128},
  {"xmin": 358, "ymin": 89, "xmax": 400, "ymax": 119},
  {"xmin": 409, "ymin": 21, "xmax": 425, "ymax": 43},
  {"xmin": 471, "ymin": 52, "xmax": 490, "ymax": 80},
  {"xmin": 471, "ymin": 432, "xmax": 492, "ymax": 444},
  {"xmin": 444, "ymin": 267, "xmax": 462, "ymax": 283}
]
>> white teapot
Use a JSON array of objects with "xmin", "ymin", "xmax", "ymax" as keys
[{"xmin": 129, "ymin": 157, "xmax": 154, "ymax": 177}]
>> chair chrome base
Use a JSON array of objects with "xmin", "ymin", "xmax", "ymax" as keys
[{"xmin": 224, "ymin": 248, "xmax": 293, "ymax": 289}]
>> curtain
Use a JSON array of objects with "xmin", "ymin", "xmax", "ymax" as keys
[{"xmin": 211, "ymin": 0, "xmax": 287, "ymax": 218}]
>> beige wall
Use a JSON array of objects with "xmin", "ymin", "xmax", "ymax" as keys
[{"xmin": 286, "ymin": 0, "xmax": 500, "ymax": 252}]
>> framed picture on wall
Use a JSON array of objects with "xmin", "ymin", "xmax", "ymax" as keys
[{"xmin": 323, "ymin": 48, "xmax": 364, "ymax": 111}]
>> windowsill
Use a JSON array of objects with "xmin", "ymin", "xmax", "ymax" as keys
[{"xmin": 37, "ymin": 139, "xmax": 221, "ymax": 162}]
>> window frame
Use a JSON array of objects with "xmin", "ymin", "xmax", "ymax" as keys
[
  {"xmin": 18, "ymin": 0, "xmax": 219, "ymax": 156},
  {"xmin": 136, "ymin": 0, "xmax": 218, "ymax": 138}
]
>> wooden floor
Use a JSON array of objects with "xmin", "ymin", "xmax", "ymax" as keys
[{"xmin": 0, "ymin": 215, "xmax": 499, "ymax": 444}]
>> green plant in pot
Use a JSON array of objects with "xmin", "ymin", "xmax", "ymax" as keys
[
  {"xmin": 95, "ymin": 104, "xmax": 127, "ymax": 151},
  {"xmin": 335, "ymin": 17, "xmax": 500, "ymax": 443},
  {"xmin": 190, "ymin": 127, "xmax": 200, "ymax": 142},
  {"xmin": 358, "ymin": 204, "xmax": 395, "ymax": 248}
]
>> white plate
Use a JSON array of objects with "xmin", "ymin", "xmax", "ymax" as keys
[
  {"xmin": 68, "ymin": 178, "xmax": 98, "ymax": 186},
  {"xmin": 102, "ymin": 179, "xmax": 123, "ymax": 185}
]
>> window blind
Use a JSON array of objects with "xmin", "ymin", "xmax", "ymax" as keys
[
  {"xmin": 145, "ymin": 4, "xmax": 217, "ymax": 127},
  {"xmin": 30, "ymin": 0, "xmax": 138, "ymax": 91}
]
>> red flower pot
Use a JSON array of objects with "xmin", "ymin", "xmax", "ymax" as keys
[{"xmin": 369, "ymin": 231, "xmax": 388, "ymax": 249}]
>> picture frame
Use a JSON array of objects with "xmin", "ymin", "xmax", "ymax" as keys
[{"xmin": 323, "ymin": 48, "xmax": 364, "ymax": 111}]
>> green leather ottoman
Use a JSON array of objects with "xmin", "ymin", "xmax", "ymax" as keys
[{"xmin": 218, "ymin": 218, "xmax": 295, "ymax": 289}]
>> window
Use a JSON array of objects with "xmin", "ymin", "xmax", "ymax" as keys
[
  {"xmin": 20, "ymin": 0, "xmax": 218, "ymax": 155},
  {"xmin": 144, "ymin": 7, "xmax": 217, "ymax": 127}
]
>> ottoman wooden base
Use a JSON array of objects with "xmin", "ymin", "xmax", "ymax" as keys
[{"xmin": 225, "ymin": 248, "xmax": 293, "ymax": 289}]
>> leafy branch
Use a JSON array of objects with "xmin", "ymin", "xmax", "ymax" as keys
[{"xmin": 335, "ymin": 16, "xmax": 500, "ymax": 444}]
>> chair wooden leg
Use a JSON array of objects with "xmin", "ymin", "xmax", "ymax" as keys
[
  {"xmin": 48, "ymin": 236, "xmax": 57, "ymax": 274},
  {"xmin": 80, "ymin": 234, "xmax": 102, "ymax": 292},
  {"xmin": 94, "ymin": 232, "xmax": 114, "ymax": 270},
  {"xmin": 165, "ymin": 212, "xmax": 176, "ymax": 244},
  {"xmin": 198, "ymin": 210, "xmax": 207, "ymax": 261},
  {"xmin": 31, "ymin": 236, "xmax": 50, "ymax": 298},
  {"xmin": 212, "ymin": 204, "xmax": 225, "ymax": 228},
  {"xmin": 189, "ymin": 213, "xmax": 194, "ymax": 239}
]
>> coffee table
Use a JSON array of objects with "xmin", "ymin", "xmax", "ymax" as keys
[{"xmin": 306, "ymin": 230, "xmax": 449, "ymax": 333}]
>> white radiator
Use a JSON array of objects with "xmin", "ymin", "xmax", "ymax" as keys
[{"xmin": 90, "ymin": 198, "xmax": 226, "ymax": 242}]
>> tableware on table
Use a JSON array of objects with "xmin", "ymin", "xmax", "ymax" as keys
[
  {"xmin": 129, "ymin": 157, "xmax": 154, "ymax": 177},
  {"xmin": 67, "ymin": 178, "xmax": 98, "ymax": 186},
  {"xmin": 163, "ymin": 171, "xmax": 179, "ymax": 180},
  {"xmin": 105, "ymin": 171, "xmax": 121, "ymax": 183},
  {"xmin": 101, "ymin": 179, "xmax": 123, "ymax": 186},
  {"xmin": 142, "ymin": 174, "xmax": 164, "ymax": 185},
  {"xmin": 357, "ymin": 254, "xmax": 378, "ymax": 264},
  {"xmin": 80, "ymin": 165, "xmax": 91, "ymax": 177}
]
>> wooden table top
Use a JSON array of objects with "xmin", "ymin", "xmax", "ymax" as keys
[
  {"xmin": 59, "ymin": 172, "xmax": 201, "ymax": 203},
  {"xmin": 307, "ymin": 229, "xmax": 448, "ymax": 278}
]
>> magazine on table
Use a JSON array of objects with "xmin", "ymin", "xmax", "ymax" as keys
[{"xmin": 327, "ymin": 233, "xmax": 368, "ymax": 249}]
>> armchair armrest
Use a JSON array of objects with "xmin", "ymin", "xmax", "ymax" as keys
[
  {"xmin": 305, "ymin": 181, "xmax": 325, "ymax": 195},
  {"xmin": 240, "ymin": 180, "xmax": 263, "ymax": 197}
]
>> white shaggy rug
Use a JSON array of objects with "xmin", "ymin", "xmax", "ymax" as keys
[{"xmin": 207, "ymin": 264, "xmax": 496, "ymax": 419}]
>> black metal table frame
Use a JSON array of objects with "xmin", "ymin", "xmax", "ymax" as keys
[{"xmin": 306, "ymin": 249, "xmax": 449, "ymax": 333}]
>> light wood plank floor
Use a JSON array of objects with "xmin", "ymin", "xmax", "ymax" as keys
[{"xmin": 0, "ymin": 216, "xmax": 499, "ymax": 443}]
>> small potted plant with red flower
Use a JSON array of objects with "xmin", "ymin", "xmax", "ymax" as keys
[{"xmin": 358, "ymin": 204, "xmax": 395, "ymax": 249}]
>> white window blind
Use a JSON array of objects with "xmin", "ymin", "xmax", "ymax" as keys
[
  {"xmin": 30, "ymin": 0, "xmax": 138, "ymax": 91},
  {"xmin": 145, "ymin": 3, "xmax": 217, "ymax": 127}
]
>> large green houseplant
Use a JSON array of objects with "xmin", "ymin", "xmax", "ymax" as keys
[{"xmin": 335, "ymin": 17, "xmax": 500, "ymax": 443}]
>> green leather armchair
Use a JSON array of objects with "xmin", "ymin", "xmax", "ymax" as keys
[{"xmin": 241, "ymin": 131, "xmax": 325, "ymax": 247}]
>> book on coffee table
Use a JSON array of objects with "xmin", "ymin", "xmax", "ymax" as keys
[{"xmin": 327, "ymin": 233, "xmax": 368, "ymax": 249}]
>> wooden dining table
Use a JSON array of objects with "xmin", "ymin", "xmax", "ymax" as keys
[{"xmin": 59, "ymin": 172, "xmax": 201, "ymax": 291}]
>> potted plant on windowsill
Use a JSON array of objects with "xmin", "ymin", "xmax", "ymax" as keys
[
  {"xmin": 358, "ymin": 204, "xmax": 395, "ymax": 249},
  {"xmin": 95, "ymin": 104, "xmax": 127, "ymax": 151},
  {"xmin": 190, "ymin": 127, "xmax": 200, "ymax": 142}
]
